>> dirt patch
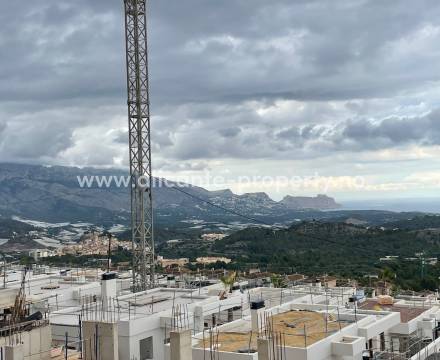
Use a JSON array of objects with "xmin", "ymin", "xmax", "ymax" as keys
[{"xmin": 196, "ymin": 310, "xmax": 349, "ymax": 353}]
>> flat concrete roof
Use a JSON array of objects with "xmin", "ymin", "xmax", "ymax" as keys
[
  {"xmin": 196, "ymin": 310, "xmax": 352, "ymax": 352},
  {"xmin": 117, "ymin": 288, "xmax": 209, "ymax": 318},
  {"xmin": 51, "ymin": 288, "xmax": 213, "ymax": 325},
  {"xmin": 358, "ymin": 299, "xmax": 427, "ymax": 323}
]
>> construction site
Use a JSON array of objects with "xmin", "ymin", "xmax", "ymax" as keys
[
  {"xmin": 0, "ymin": 264, "xmax": 439, "ymax": 359},
  {"xmin": 1, "ymin": 0, "xmax": 440, "ymax": 360}
]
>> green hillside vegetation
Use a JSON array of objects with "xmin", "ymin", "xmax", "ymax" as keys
[
  {"xmin": 209, "ymin": 221, "xmax": 440, "ymax": 291},
  {"xmin": 384, "ymin": 215, "xmax": 440, "ymax": 230}
]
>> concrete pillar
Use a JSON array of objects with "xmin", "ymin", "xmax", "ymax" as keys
[
  {"xmin": 251, "ymin": 309, "xmax": 260, "ymax": 333},
  {"xmin": 227, "ymin": 308, "xmax": 234, "ymax": 322},
  {"xmin": 83, "ymin": 321, "xmax": 119, "ymax": 360},
  {"xmin": 101, "ymin": 273, "xmax": 117, "ymax": 312},
  {"xmin": 193, "ymin": 306, "xmax": 204, "ymax": 332},
  {"xmin": 257, "ymin": 338, "xmax": 270, "ymax": 360},
  {"xmin": 170, "ymin": 330, "xmax": 192, "ymax": 360},
  {"xmin": 39, "ymin": 325, "xmax": 52, "ymax": 360},
  {"xmin": 250, "ymin": 300, "xmax": 265, "ymax": 333},
  {"xmin": 5, "ymin": 344, "xmax": 24, "ymax": 360}
]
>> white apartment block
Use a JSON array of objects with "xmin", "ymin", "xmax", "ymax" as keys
[{"xmin": 1, "ymin": 266, "xmax": 440, "ymax": 360}]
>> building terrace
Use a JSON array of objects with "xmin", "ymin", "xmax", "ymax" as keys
[
  {"xmin": 166, "ymin": 299, "xmax": 401, "ymax": 360},
  {"xmin": 358, "ymin": 299, "xmax": 427, "ymax": 323},
  {"xmin": 196, "ymin": 309, "xmax": 353, "ymax": 353}
]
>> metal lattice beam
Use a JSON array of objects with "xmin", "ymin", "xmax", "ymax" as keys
[{"xmin": 123, "ymin": 0, "xmax": 154, "ymax": 291}]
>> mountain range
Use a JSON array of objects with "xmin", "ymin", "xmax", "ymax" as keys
[{"xmin": 0, "ymin": 163, "xmax": 343, "ymax": 226}]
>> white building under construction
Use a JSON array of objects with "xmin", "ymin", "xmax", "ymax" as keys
[{"xmin": 0, "ymin": 266, "xmax": 440, "ymax": 360}]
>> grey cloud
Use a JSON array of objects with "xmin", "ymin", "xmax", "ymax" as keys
[
  {"xmin": 153, "ymin": 130, "xmax": 174, "ymax": 150},
  {"xmin": 113, "ymin": 130, "xmax": 128, "ymax": 144},
  {"xmin": 338, "ymin": 111, "xmax": 440, "ymax": 150},
  {"xmin": 276, "ymin": 125, "xmax": 328, "ymax": 144},
  {"xmin": 0, "ymin": 104, "xmax": 126, "ymax": 166},
  {"xmin": 0, "ymin": 120, "xmax": 73, "ymax": 160},
  {"xmin": 113, "ymin": 127, "xmax": 175, "ymax": 150},
  {"xmin": 156, "ymin": 160, "xmax": 210, "ymax": 172},
  {"xmin": 219, "ymin": 127, "xmax": 241, "ymax": 138},
  {"xmin": 3, "ymin": 0, "xmax": 440, "ymax": 106},
  {"xmin": 274, "ymin": 110, "xmax": 440, "ymax": 155},
  {"xmin": 277, "ymin": 127, "xmax": 301, "ymax": 141},
  {"xmin": 163, "ymin": 109, "xmax": 440, "ymax": 161},
  {"xmin": 2, "ymin": 0, "xmax": 440, "ymax": 167}
]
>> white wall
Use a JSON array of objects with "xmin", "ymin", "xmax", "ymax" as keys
[{"xmin": 0, "ymin": 324, "xmax": 52, "ymax": 360}]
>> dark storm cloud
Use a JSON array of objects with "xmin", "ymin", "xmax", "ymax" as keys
[{"xmin": 2, "ymin": 0, "xmax": 440, "ymax": 166}]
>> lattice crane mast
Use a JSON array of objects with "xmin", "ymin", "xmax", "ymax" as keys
[{"xmin": 123, "ymin": 0, "xmax": 155, "ymax": 291}]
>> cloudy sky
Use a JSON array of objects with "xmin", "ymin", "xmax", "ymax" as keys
[{"xmin": 2, "ymin": 0, "xmax": 440, "ymax": 200}]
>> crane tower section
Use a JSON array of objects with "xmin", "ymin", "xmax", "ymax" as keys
[{"xmin": 123, "ymin": 0, "xmax": 154, "ymax": 291}]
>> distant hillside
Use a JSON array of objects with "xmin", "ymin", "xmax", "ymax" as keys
[
  {"xmin": 280, "ymin": 194, "xmax": 341, "ymax": 210},
  {"xmin": 0, "ymin": 163, "xmax": 430, "ymax": 231},
  {"xmin": 0, "ymin": 163, "xmax": 342, "ymax": 225},
  {"xmin": 0, "ymin": 218, "xmax": 41, "ymax": 250},
  {"xmin": 210, "ymin": 221, "xmax": 440, "ymax": 276},
  {"xmin": 155, "ymin": 219, "xmax": 440, "ymax": 292},
  {"xmin": 383, "ymin": 215, "xmax": 440, "ymax": 230},
  {"xmin": 0, "ymin": 218, "xmax": 36, "ymax": 238}
]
